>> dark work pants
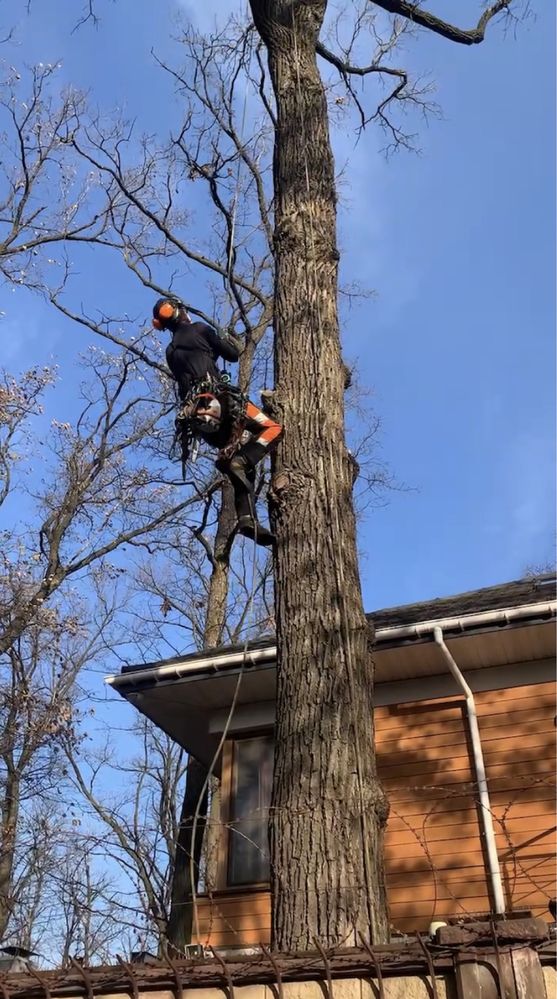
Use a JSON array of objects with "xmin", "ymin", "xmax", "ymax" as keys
[{"xmin": 214, "ymin": 399, "xmax": 282, "ymax": 523}]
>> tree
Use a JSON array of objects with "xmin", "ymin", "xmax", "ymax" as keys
[
  {"xmin": 0, "ymin": 37, "xmax": 279, "ymax": 955},
  {"xmin": 246, "ymin": 0, "xmax": 520, "ymax": 951},
  {"xmin": 6, "ymin": 805, "xmax": 124, "ymax": 965},
  {"xmin": 0, "ymin": 354, "xmax": 217, "ymax": 943},
  {"xmin": 0, "ymin": 63, "xmax": 110, "ymax": 292},
  {"xmin": 36, "ymin": 28, "xmax": 392, "ymax": 952},
  {"xmin": 0, "ymin": 353, "xmax": 208, "ymax": 659},
  {"xmin": 65, "ymin": 717, "xmax": 187, "ymax": 952},
  {"xmin": 0, "ymin": 352, "xmax": 256, "ymax": 958}
]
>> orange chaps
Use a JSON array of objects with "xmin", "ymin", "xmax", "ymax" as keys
[{"xmin": 216, "ymin": 399, "xmax": 282, "ymax": 523}]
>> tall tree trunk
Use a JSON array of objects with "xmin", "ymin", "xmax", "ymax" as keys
[
  {"xmin": 166, "ymin": 756, "xmax": 209, "ymax": 951},
  {"xmin": 250, "ymin": 0, "xmax": 389, "ymax": 950},
  {"xmin": 203, "ymin": 482, "xmax": 237, "ymax": 649},
  {"xmin": 165, "ymin": 505, "xmax": 232, "ymax": 951},
  {"xmin": 0, "ymin": 769, "xmax": 20, "ymax": 938}
]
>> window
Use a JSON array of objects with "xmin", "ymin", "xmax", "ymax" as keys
[{"xmin": 228, "ymin": 735, "xmax": 273, "ymax": 886}]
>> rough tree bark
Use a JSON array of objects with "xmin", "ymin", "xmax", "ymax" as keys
[
  {"xmin": 249, "ymin": 0, "xmax": 389, "ymax": 950},
  {"xmin": 200, "ymin": 330, "xmax": 258, "ymax": 649},
  {"xmin": 166, "ymin": 756, "xmax": 208, "ymax": 951},
  {"xmin": 0, "ymin": 769, "xmax": 20, "ymax": 938},
  {"xmin": 203, "ymin": 485, "xmax": 238, "ymax": 649}
]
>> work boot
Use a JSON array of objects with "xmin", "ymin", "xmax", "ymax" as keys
[{"xmin": 237, "ymin": 516, "xmax": 275, "ymax": 548}]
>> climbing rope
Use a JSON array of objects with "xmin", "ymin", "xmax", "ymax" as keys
[
  {"xmin": 225, "ymin": 25, "xmax": 254, "ymax": 293},
  {"xmin": 189, "ymin": 525, "xmax": 260, "ymax": 947},
  {"xmin": 187, "ymin": 23, "xmax": 263, "ymax": 949}
]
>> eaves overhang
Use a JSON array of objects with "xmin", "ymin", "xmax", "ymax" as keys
[
  {"xmin": 106, "ymin": 575, "xmax": 556, "ymax": 769},
  {"xmin": 107, "ymin": 596, "xmax": 556, "ymax": 695}
]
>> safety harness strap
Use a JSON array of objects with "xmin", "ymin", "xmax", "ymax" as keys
[{"xmin": 170, "ymin": 375, "xmax": 247, "ymax": 479}]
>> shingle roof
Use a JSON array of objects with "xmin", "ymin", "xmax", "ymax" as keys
[
  {"xmin": 120, "ymin": 573, "xmax": 555, "ymax": 676},
  {"xmin": 369, "ymin": 572, "xmax": 556, "ymax": 630}
]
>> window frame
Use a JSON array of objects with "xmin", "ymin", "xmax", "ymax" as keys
[{"xmin": 219, "ymin": 729, "xmax": 274, "ymax": 890}]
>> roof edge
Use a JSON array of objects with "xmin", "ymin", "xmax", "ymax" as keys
[{"xmin": 107, "ymin": 594, "xmax": 556, "ymax": 691}]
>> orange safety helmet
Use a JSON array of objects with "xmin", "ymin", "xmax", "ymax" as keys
[{"xmin": 152, "ymin": 297, "xmax": 188, "ymax": 330}]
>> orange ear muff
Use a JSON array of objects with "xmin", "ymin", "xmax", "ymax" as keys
[{"xmin": 158, "ymin": 301, "xmax": 176, "ymax": 320}]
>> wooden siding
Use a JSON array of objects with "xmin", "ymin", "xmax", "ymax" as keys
[
  {"xmin": 193, "ymin": 679, "xmax": 556, "ymax": 947},
  {"xmin": 477, "ymin": 682, "xmax": 556, "ymax": 922}
]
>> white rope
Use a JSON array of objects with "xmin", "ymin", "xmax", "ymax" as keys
[
  {"xmin": 226, "ymin": 27, "xmax": 253, "ymax": 291},
  {"xmin": 189, "ymin": 527, "xmax": 260, "ymax": 947},
  {"xmin": 188, "ymin": 12, "xmax": 259, "ymax": 949}
]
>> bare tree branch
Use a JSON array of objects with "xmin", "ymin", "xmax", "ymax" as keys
[
  {"xmin": 370, "ymin": 0, "xmax": 513, "ymax": 46},
  {"xmin": 316, "ymin": 40, "xmax": 407, "ymax": 80},
  {"xmin": 47, "ymin": 291, "xmax": 169, "ymax": 376}
]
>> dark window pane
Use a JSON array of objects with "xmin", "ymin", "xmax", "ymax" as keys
[{"xmin": 228, "ymin": 736, "xmax": 273, "ymax": 886}]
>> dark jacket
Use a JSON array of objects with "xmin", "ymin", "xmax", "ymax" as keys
[{"xmin": 166, "ymin": 320, "xmax": 240, "ymax": 400}]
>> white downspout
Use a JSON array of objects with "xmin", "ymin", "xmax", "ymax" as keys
[{"xmin": 433, "ymin": 626, "xmax": 506, "ymax": 915}]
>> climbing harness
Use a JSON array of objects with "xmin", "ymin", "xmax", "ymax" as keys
[
  {"xmin": 188, "ymin": 392, "xmax": 223, "ymax": 435},
  {"xmin": 170, "ymin": 375, "xmax": 248, "ymax": 479}
]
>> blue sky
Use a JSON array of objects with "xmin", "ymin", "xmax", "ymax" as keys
[{"xmin": 0, "ymin": 0, "xmax": 554, "ymax": 615}]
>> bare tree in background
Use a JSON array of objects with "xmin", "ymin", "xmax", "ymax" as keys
[
  {"xmin": 0, "ymin": 597, "xmax": 101, "ymax": 940},
  {"xmin": 55, "ymin": 840, "xmax": 124, "ymax": 966},
  {"xmin": 6, "ymin": 805, "xmax": 124, "ymax": 965},
  {"xmin": 0, "ymin": 64, "xmax": 110, "ymax": 290},
  {"xmin": 64, "ymin": 717, "xmax": 188, "ymax": 954},
  {"xmin": 0, "ymin": 362, "xmax": 266, "ymax": 957},
  {"xmin": 0, "ymin": 354, "xmax": 220, "ymax": 945},
  {"xmin": 0, "ymin": 35, "xmax": 277, "ymax": 954},
  {"xmin": 0, "ymin": 352, "xmax": 213, "ymax": 659}
]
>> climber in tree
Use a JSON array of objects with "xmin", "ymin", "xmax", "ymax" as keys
[{"xmin": 153, "ymin": 296, "xmax": 282, "ymax": 547}]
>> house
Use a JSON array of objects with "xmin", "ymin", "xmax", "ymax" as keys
[{"xmin": 107, "ymin": 573, "xmax": 557, "ymax": 948}]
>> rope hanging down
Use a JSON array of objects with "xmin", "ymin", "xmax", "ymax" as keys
[
  {"xmin": 189, "ymin": 527, "xmax": 260, "ymax": 947},
  {"xmin": 187, "ymin": 29, "xmax": 262, "ymax": 950},
  {"xmin": 225, "ymin": 27, "xmax": 253, "ymax": 295}
]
